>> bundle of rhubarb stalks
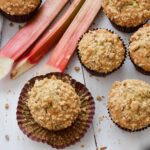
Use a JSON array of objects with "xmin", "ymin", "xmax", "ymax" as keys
[{"xmin": 0, "ymin": 0, "xmax": 102, "ymax": 80}]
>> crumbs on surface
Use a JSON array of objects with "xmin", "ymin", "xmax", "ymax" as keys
[
  {"xmin": 81, "ymin": 144, "xmax": 85, "ymax": 148},
  {"xmin": 74, "ymin": 66, "xmax": 80, "ymax": 72},
  {"xmin": 18, "ymin": 25, "xmax": 23, "ymax": 30},
  {"xmin": 5, "ymin": 103, "xmax": 9, "ymax": 110},
  {"xmin": 9, "ymin": 22, "xmax": 14, "ymax": 27},
  {"xmin": 100, "ymin": 146, "xmax": 107, "ymax": 150},
  {"xmin": 5, "ymin": 135, "xmax": 9, "ymax": 141},
  {"xmin": 96, "ymin": 95, "xmax": 105, "ymax": 101}
]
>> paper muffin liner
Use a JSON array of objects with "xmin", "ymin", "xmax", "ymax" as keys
[
  {"xmin": 17, "ymin": 72, "xmax": 95, "ymax": 149},
  {"xmin": 129, "ymin": 51, "xmax": 150, "ymax": 76},
  {"xmin": 109, "ymin": 20, "xmax": 147, "ymax": 33},
  {"xmin": 107, "ymin": 108, "xmax": 150, "ymax": 132},
  {"xmin": 77, "ymin": 28, "xmax": 127, "ymax": 77},
  {"xmin": 0, "ymin": 0, "xmax": 41, "ymax": 23}
]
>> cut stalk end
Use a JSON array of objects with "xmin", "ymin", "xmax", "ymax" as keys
[
  {"xmin": 0, "ymin": 57, "xmax": 14, "ymax": 80},
  {"xmin": 11, "ymin": 59, "xmax": 34, "ymax": 79}
]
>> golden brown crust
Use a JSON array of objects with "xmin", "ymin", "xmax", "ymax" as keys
[
  {"xmin": 108, "ymin": 79, "xmax": 150, "ymax": 131},
  {"xmin": 78, "ymin": 29, "xmax": 125, "ymax": 74},
  {"xmin": 102, "ymin": 0, "xmax": 150, "ymax": 27},
  {"xmin": 129, "ymin": 24, "xmax": 150, "ymax": 71},
  {"xmin": 0, "ymin": 0, "xmax": 41, "ymax": 15},
  {"xmin": 28, "ymin": 76, "xmax": 81, "ymax": 131}
]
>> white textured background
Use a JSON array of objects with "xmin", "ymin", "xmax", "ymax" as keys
[{"xmin": 0, "ymin": 1, "xmax": 150, "ymax": 150}]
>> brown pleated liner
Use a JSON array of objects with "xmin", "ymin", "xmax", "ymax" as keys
[
  {"xmin": 77, "ymin": 28, "xmax": 127, "ymax": 77},
  {"xmin": 110, "ymin": 20, "xmax": 147, "ymax": 33},
  {"xmin": 128, "ymin": 51, "xmax": 150, "ymax": 76},
  {"xmin": 0, "ymin": 0, "xmax": 41, "ymax": 23},
  {"xmin": 107, "ymin": 108, "xmax": 150, "ymax": 132},
  {"xmin": 17, "ymin": 72, "xmax": 95, "ymax": 149}
]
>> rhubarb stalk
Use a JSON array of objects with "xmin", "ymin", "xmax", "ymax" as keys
[
  {"xmin": 45, "ymin": 0, "xmax": 102, "ymax": 72},
  {"xmin": 11, "ymin": 0, "xmax": 85, "ymax": 79},
  {"xmin": 0, "ymin": 0, "xmax": 68, "ymax": 79}
]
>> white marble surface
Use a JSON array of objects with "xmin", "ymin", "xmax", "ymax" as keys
[{"xmin": 0, "ymin": 1, "xmax": 150, "ymax": 150}]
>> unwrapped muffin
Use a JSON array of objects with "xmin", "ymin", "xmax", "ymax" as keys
[
  {"xmin": 78, "ymin": 29, "xmax": 126, "ymax": 76},
  {"xmin": 129, "ymin": 24, "xmax": 150, "ymax": 75},
  {"xmin": 17, "ymin": 72, "xmax": 95, "ymax": 149},
  {"xmin": 0, "ymin": 0, "xmax": 41, "ymax": 22},
  {"xmin": 102, "ymin": 0, "xmax": 150, "ymax": 32},
  {"xmin": 108, "ymin": 79, "xmax": 150, "ymax": 131}
]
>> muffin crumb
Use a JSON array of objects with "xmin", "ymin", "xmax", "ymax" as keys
[
  {"xmin": 81, "ymin": 144, "xmax": 85, "ymax": 148},
  {"xmin": 5, "ymin": 135, "xmax": 9, "ymax": 141},
  {"xmin": 100, "ymin": 146, "xmax": 107, "ymax": 150},
  {"xmin": 9, "ymin": 22, "xmax": 14, "ymax": 27},
  {"xmin": 74, "ymin": 66, "xmax": 80, "ymax": 72},
  {"xmin": 5, "ymin": 103, "xmax": 9, "ymax": 110},
  {"xmin": 18, "ymin": 25, "xmax": 23, "ymax": 30},
  {"xmin": 96, "ymin": 96, "xmax": 102, "ymax": 101}
]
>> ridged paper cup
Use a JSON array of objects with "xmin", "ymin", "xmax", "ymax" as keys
[
  {"xmin": 17, "ymin": 72, "xmax": 95, "ymax": 149},
  {"xmin": 129, "ymin": 51, "xmax": 150, "ymax": 76},
  {"xmin": 108, "ymin": 105, "xmax": 150, "ymax": 132},
  {"xmin": 110, "ymin": 20, "xmax": 147, "ymax": 33},
  {"xmin": 77, "ymin": 28, "xmax": 127, "ymax": 77}
]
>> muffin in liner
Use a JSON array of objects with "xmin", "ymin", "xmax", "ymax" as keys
[
  {"xmin": 108, "ymin": 80, "xmax": 150, "ymax": 132},
  {"xmin": 77, "ymin": 28, "xmax": 127, "ymax": 77},
  {"xmin": 102, "ymin": 0, "xmax": 150, "ymax": 33},
  {"xmin": 0, "ymin": 0, "xmax": 41, "ymax": 23},
  {"xmin": 128, "ymin": 24, "xmax": 150, "ymax": 76},
  {"xmin": 129, "ymin": 52, "xmax": 150, "ymax": 76},
  {"xmin": 108, "ymin": 108, "xmax": 150, "ymax": 132},
  {"xmin": 17, "ymin": 72, "xmax": 95, "ymax": 149}
]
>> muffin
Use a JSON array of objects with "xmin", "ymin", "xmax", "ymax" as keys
[
  {"xmin": 17, "ymin": 73, "xmax": 95, "ymax": 148},
  {"xmin": 102, "ymin": 0, "xmax": 150, "ymax": 32},
  {"xmin": 108, "ymin": 79, "xmax": 150, "ymax": 131},
  {"xmin": 0, "ymin": 0, "xmax": 41, "ymax": 22},
  {"xmin": 78, "ymin": 29, "xmax": 126, "ymax": 76},
  {"xmin": 129, "ymin": 24, "xmax": 150, "ymax": 75}
]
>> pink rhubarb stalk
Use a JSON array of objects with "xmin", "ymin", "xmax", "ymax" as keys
[
  {"xmin": 0, "ymin": 0, "xmax": 68, "ymax": 79},
  {"xmin": 46, "ymin": 0, "xmax": 102, "ymax": 72},
  {"xmin": 11, "ymin": 0, "xmax": 85, "ymax": 79}
]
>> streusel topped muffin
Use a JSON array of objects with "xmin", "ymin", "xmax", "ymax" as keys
[
  {"xmin": 129, "ymin": 24, "xmax": 150, "ymax": 74},
  {"xmin": 78, "ymin": 29, "xmax": 126, "ymax": 76},
  {"xmin": 108, "ymin": 79, "xmax": 150, "ymax": 131},
  {"xmin": 102, "ymin": 0, "xmax": 150, "ymax": 32},
  {"xmin": 28, "ymin": 76, "xmax": 81, "ymax": 131}
]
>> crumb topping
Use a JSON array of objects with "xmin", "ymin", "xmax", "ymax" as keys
[
  {"xmin": 108, "ymin": 79, "xmax": 150, "ymax": 130},
  {"xmin": 78, "ymin": 29, "xmax": 125, "ymax": 73},
  {"xmin": 28, "ymin": 76, "xmax": 81, "ymax": 131},
  {"xmin": 0, "ymin": 0, "xmax": 41, "ymax": 15},
  {"xmin": 129, "ymin": 24, "xmax": 150, "ymax": 71},
  {"xmin": 102, "ymin": 0, "xmax": 150, "ymax": 27}
]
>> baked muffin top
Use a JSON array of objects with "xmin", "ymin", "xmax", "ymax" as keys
[
  {"xmin": 78, "ymin": 29, "xmax": 125, "ymax": 74},
  {"xmin": 108, "ymin": 79, "xmax": 150, "ymax": 131},
  {"xmin": 0, "ymin": 0, "xmax": 41, "ymax": 15},
  {"xmin": 102, "ymin": 0, "xmax": 150, "ymax": 27},
  {"xmin": 28, "ymin": 76, "xmax": 81, "ymax": 131},
  {"xmin": 129, "ymin": 24, "xmax": 150, "ymax": 71}
]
